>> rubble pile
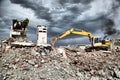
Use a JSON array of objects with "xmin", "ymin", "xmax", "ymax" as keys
[{"xmin": 0, "ymin": 44, "xmax": 120, "ymax": 80}]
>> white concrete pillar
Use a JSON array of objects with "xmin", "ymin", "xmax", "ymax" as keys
[
  {"xmin": 37, "ymin": 25, "xmax": 47, "ymax": 46},
  {"xmin": 10, "ymin": 26, "xmax": 13, "ymax": 38}
]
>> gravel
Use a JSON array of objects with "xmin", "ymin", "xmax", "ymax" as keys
[{"xmin": 0, "ymin": 45, "xmax": 120, "ymax": 80}]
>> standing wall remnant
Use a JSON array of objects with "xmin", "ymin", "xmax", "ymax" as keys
[
  {"xmin": 10, "ymin": 18, "xmax": 29, "ymax": 41},
  {"xmin": 37, "ymin": 25, "xmax": 47, "ymax": 46}
]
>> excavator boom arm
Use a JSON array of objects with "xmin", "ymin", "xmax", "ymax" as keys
[
  {"xmin": 50, "ymin": 28, "xmax": 72, "ymax": 46},
  {"xmin": 51, "ymin": 28, "xmax": 94, "ymax": 46}
]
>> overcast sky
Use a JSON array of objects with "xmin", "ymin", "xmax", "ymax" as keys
[{"xmin": 0, "ymin": 0, "xmax": 120, "ymax": 45}]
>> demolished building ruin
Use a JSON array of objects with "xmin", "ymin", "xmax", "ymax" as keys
[
  {"xmin": 0, "ymin": 18, "xmax": 119, "ymax": 52},
  {"xmin": 0, "ymin": 18, "xmax": 120, "ymax": 80},
  {"xmin": 9, "ymin": 18, "xmax": 35, "ymax": 47},
  {"xmin": 10, "ymin": 18, "xmax": 29, "ymax": 40}
]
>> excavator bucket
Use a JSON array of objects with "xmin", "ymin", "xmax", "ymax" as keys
[{"xmin": 50, "ymin": 37, "xmax": 58, "ymax": 46}]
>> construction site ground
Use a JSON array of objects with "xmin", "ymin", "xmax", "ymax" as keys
[{"xmin": 0, "ymin": 45, "xmax": 120, "ymax": 80}]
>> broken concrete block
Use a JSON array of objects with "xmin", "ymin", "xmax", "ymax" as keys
[
  {"xmin": 57, "ymin": 47, "xmax": 67, "ymax": 59},
  {"xmin": 41, "ymin": 52, "xmax": 46, "ymax": 56},
  {"xmin": 31, "ymin": 49, "xmax": 40, "ymax": 56},
  {"xmin": 5, "ymin": 45, "xmax": 11, "ymax": 51},
  {"xmin": 14, "ymin": 58, "xmax": 20, "ymax": 63},
  {"xmin": 114, "ymin": 69, "xmax": 120, "ymax": 79},
  {"xmin": 76, "ymin": 71, "xmax": 84, "ymax": 77},
  {"xmin": 41, "ymin": 59, "xmax": 45, "ymax": 63},
  {"xmin": 28, "ymin": 59, "xmax": 35, "ymax": 65},
  {"xmin": 34, "ymin": 64, "xmax": 39, "ymax": 68},
  {"xmin": 90, "ymin": 76, "xmax": 99, "ymax": 80}
]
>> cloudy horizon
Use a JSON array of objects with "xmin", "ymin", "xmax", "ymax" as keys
[{"xmin": 0, "ymin": 0, "xmax": 120, "ymax": 46}]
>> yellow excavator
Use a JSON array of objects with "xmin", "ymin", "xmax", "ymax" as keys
[{"xmin": 50, "ymin": 28, "xmax": 111, "ymax": 52}]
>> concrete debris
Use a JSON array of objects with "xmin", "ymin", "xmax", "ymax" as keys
[
  {"xmin": 113, "ymin": 68, "xmax": 120, "ymax": 79},
  {"xmin": 75, "ymin": 71, "xmax": 84, "ymax": 77},
  {"xmin": 57, "ymin": 47, "xmax": 67, "ymax": 59},
  {"xmin": 111, "ymin": 39, "xmax": 120, "ymax": 52},
  {"xmin": 27, "ymin": 59, "xmax": 36, "ymax": 65},
  {"xmin": 90, "ymin": 77, "xmax": 99, "ymax": 80},
  {"xmin": 31, "ymin": 49, "xmax": 40, "ymax": 56},
  {"xmin": 0, "ymin": 41, "xmax": 120, "ymax": 80},
  {"xmin": 11, "ymin": 41, "xmax": 35, "ymax": 47},
  {"xmin": 102, "ymin": 51, "xmax": 112, "ymax": 54}
]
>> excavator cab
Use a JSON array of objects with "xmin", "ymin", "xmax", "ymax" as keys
[
  {"xmin": 94, "ymin": 36, "xmax": 109, "ymax": 45},
  {"xmin": 94, "ymin": 37, "xmax": 102, "ymax": 43},
  {"xmin": 94, "ymin": 36, "xmax": 111, "ymax": 45}
]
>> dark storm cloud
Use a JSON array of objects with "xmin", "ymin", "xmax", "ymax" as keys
[
  {"xmin": 58, "ymin": 0, "xmax": 93, "ymax": 5},
  {"xmin": 35, "ymin": 7, "xmax": 52, "ymax": 21},
  {"xmin": 27, "ymin": 26, "xmax": 37, "ymax": 41},
  {"xmin": 10, "ymin": 0, "xmax": 52, "ymax": 21},
  {"xmin": 68, "ymin": 7, "xmax": 80, "ymax": 13},
  {"xmin": 0, "ymin": 19, "xmax": 10, "ymax": 39},
  {"xmin": 1, "ymin": 0, "xmax": 120, "ymax": 45},
  {"xmin": 0, "ymin": 0, "xmax": 4, "ymax": 3},
  {"xmin": 103, "ymin": 19, "xmax": 120, "ymax": 35},
  {"xmin": 72, "ymin": 0, "xmax": 93, "ymax": 4},
  {"xmin": 10, "ymin": 0, "xmax": 37, "ymax": 10},
  {"xmin": 0, "ymin": 15, "xmax": 11, "ymax": 30}
]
